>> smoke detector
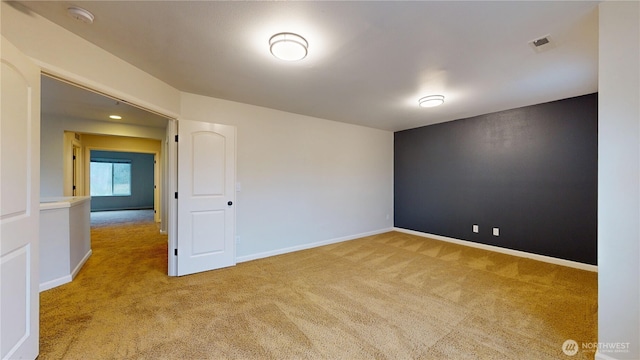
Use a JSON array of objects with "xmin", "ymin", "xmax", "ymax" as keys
[
  {"xmin": 529, "ymin": 34, "xmax": 555, "ymax": 53},
  {"xmin": 67, "ymin": 6, "xmax": 94, "ymax": 24}
]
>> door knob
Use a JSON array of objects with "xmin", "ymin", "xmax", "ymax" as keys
[{"xmin": 228, "ymin": 201, "xmax": 233, "ymax": 206}]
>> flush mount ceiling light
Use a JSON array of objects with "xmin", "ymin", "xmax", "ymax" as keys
[
  {"xmin": 67, "ymin": 6, "xmax": 94, "ymax": 24},
  {"xmin": 419, "ymin": 95, "xmax": 445, "ymax": 108},
  {"xmin": 109, "ymin": 115, "xmax": 122, "ymax": 120},
  {"xmin": 269, "ymin": 32, "xmax": 308, "ymax": 61}
]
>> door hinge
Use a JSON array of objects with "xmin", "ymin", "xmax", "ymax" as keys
[
  {"xmin": 174, "ymin": 249, "xmax": 178, "ymax": 256},
  {"xmin": 174, "ymin": 192, "xmax": 178, "ymax": 199},
  {"xmin": 175, "ymin": 135, "xmax": 179, "ymax": 142}
]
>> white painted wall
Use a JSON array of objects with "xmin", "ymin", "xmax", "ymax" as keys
[
  {"xmin": 597, "ymin": 2, "xmax": 640, "ymax": 360},
  {"xmin": 39, "ymin": 197, "xmax": 91, "ymax": 292},
  {"xmin": 41, "ymin": 115, "xmax": 165, "ymax": 197},
  {"xmin": 4, "ymin": 3, "xmax": 394, "ymax": 264},
  {"xmin": 181, "ymin": 93, "xmax": 394, "ymax": 259},
  {"xmin": 1, "ymin": 2, "xmax": 181, "ymax": 119}
]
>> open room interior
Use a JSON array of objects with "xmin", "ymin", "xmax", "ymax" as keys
[{"xmin": 1, "ymin": 1, "xmax": 638, "ymax": 360}]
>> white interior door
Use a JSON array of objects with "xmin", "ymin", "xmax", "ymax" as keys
[
  {"xmin": 176, "ymin": 119, "xmax": 236, "ymax": 276},
  {"xmin": 1, "ymin": 36, "xmax": 41, "ymax": 360}
]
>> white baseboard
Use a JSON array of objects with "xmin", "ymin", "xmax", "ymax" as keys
[
  {"xmin": 394, "ymin": 227, "xmax": 598, "ymax": 272},
  {"xmin": 39, "ymin": 249, "xmax": 92, "ymax": 293},
  {"xmin": 39, "ymin": 275, "xmax": 72, "ymax": 292},
  {"xmin": 71, "ymin": 249, "xmax": 92, "ymax": 279},
  {"xmin": 236, "ymin": 228, "xmax": 394, "ymax": 263}
]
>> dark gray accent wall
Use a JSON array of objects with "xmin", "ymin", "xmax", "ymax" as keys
[
  {"xmin": 394, "ymin": 93, "xmax": 597, "ymax": 265},
  {"xmin": 90, "ymin": 151, "xmax": 155, "ymax": 211}
]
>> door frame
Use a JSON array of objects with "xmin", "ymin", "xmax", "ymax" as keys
[
  {"xmin": 166, "ymin": 119, "xmax": 178, "ymax": 276},
  {"xmin": 62, "ymin": 131, "xmax": 84, "ymax": 196},
  {"xmin": 39, "ymin": 70, "xmax": 179, "ymax": 272},
  {"xmin": 84, "ymin": 145, "xmax": 161, "ymax": 221}
]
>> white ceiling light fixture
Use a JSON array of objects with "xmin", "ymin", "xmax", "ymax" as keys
[
  {"xmin": 269, "ymin": 32, "xmax": 308, "ymax": 61},
  {"xmin": 67, "ymin": 6, "xmax": 94, "ymax": 24},
  {"xmin": 419, "ymin": 95, "xmax": 445, "ymax": 108},
  {"xmin": 109, "ymin": 115, "xmax": 122, "ymax": 120}
]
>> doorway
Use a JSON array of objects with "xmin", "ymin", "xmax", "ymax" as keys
[
  {"xmin": 40, "ymin": 75, "xmax": 173, "ymax": 282},
  {"xmin": 72, "ymin": 143, "xmax": 81, "ymax": 196},
  {"xmin": 89, "ymin": 150, "xmax": 155, "ymax": 212},
  {"xmin": 40, "ymin": 74, "xmax": 237, "ymax": 278},
  {"xmin": 41, "ymin": 74, "xmax": 171, "ymax": 227}
]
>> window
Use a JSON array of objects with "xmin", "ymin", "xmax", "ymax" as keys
[{"xmin": 90, "ymin": 160, "xmax": 132, "ymax": 196}]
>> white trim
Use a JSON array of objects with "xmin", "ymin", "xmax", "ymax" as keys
[
  {"xmin": 236, "ymin": 228, "xmax": 394, "ymax": 263},
  {"xmin": 71, "ymin": 249, "xmax": 92, "ymax": 279},
  {"xmin": 595, "ymin": 351, "xmax": 622, "ymax": 360},
  {"xmin": 166, "ymin": 119, "xmax": 178, "ymax": 276},
  {"xmin": 394, "ymin": 228, "xmax": 598, "ymax": 272},
  {"xmin": 39, "ymin": 249, "xmax": 92, "ymax": 292},
  {"xmin": 39, "ymin": 275, "xmax": 72, "ymax": 292},
  {"xmin": 37, "ymin": 62, "xmax": 181, "ymax": 120}
]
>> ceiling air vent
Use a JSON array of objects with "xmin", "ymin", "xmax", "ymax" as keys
[
  {"xmin": 532, "ymin": 37, "xmax": 549, "ymax": 47},
  {"xmin": 529, "ymin": 34, "xmax": 555, "ymax": 53}
]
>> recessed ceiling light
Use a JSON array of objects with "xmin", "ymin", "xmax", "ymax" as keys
[
  {"xmin": 269, "ymin": 32, "xmax": 308, "ymax": 61},
  {"xmin": 419, "ymin": 95, "xmax": 445, "ymax": 108},
  {"xmin": 67, "ymin": 6, "xmax": 94, "ymax": 24},
  {"xmin": 109, "ymin": 115, "xmax": 122, "ymax": 120}
]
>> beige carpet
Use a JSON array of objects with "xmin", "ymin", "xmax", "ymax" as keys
[
  {"xmin": 90, "ymin": 209, "xmax": 156, "ymax": 228},
  {"xmin": 40, "ymin": 214, "xmax": 597, "ymax": 359}
]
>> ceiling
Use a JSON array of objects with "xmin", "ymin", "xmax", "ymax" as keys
[
  {"xmin": 25, "ymin": 1, "xmax": 599, "ymax": 132},
  {"xmin": 41, "ymin": 75, "xmax": 170, "ymax": 128}
]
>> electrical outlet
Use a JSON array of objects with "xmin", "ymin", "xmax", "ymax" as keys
[
  {"xmin": 472, "ymin": 224, "xmax": 479, "ymax": 233},
  {"xmin": 493, "ymin": 228, "xmax": 499, "ymax": 236}
]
